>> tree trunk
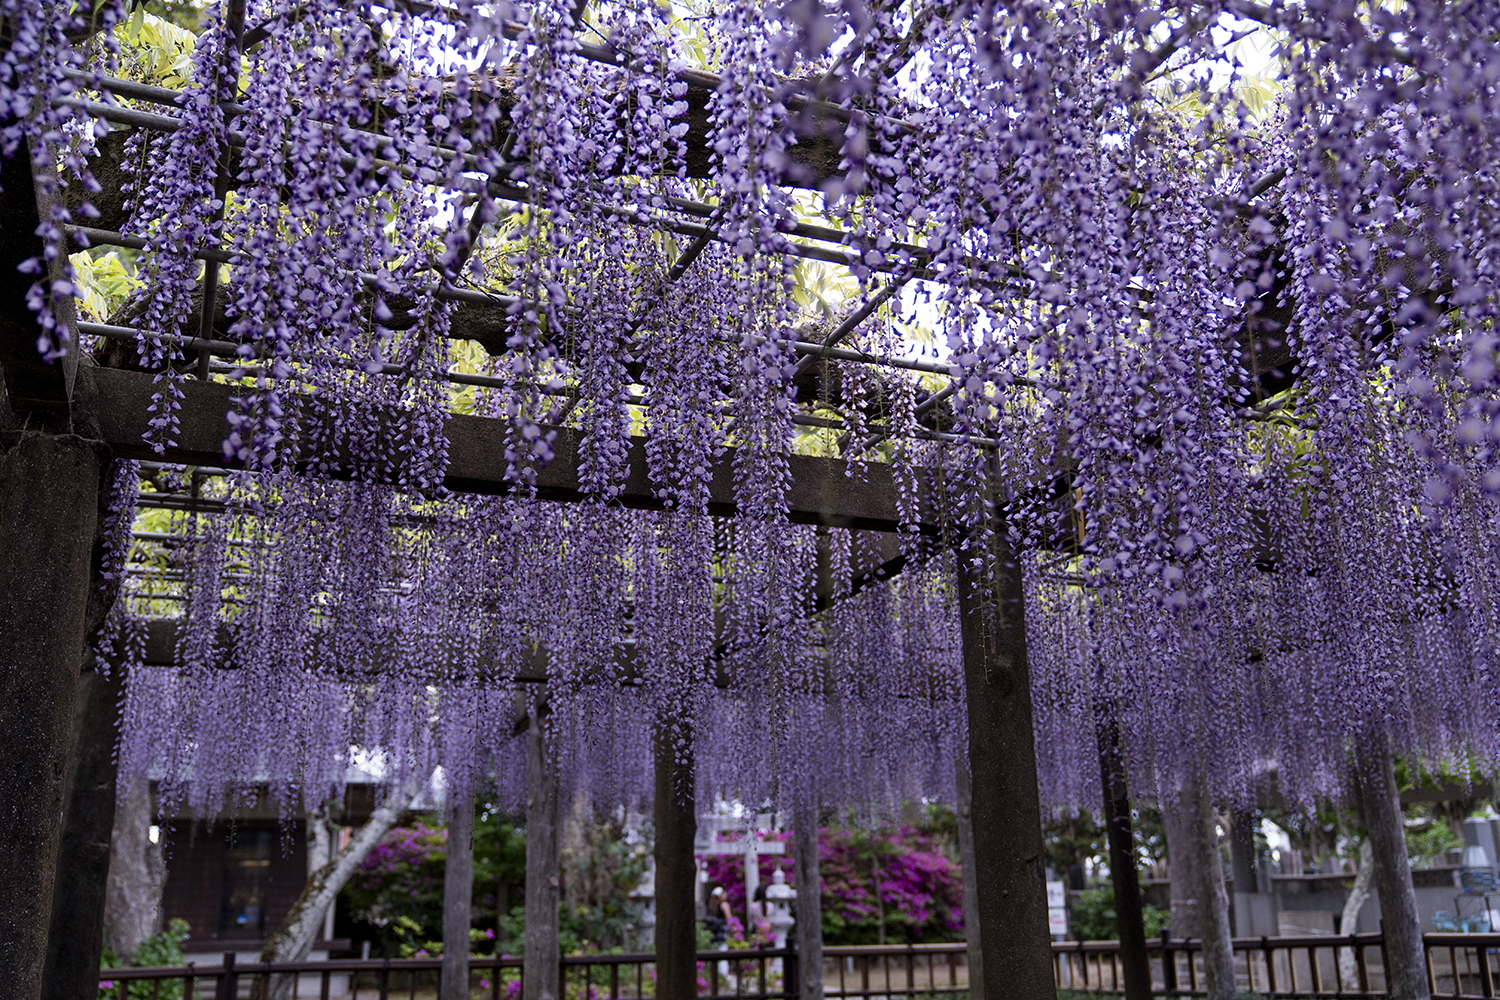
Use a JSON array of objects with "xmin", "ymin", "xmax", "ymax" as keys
[
  {"xmin": 1339, "ymin": 839, "xmax": 1374, "ymax": 990},
  {"xmin": 103, "ymin": 775, "xmax": 165, "ymax": 960},
  {"xmin": 1193, "ymin": 784, "xmax": 1236, "ymax": 1000},
  {"xmin": 1230, "ymin": 808, "xmax": 1260, "ymax": 936},
  {"xmin": 1356, "ymin": 731, "xmax": 1430, "ymax": 1000},
  {"xmin": 954, "ymin": 527, "xmax": 1056, "ymax": 1000},
  {"xmin": 1162, "ymin": 790, "xmax": 1204, "ymax": 941},
  {"xmin": 307, "ymin": 803, "xmax": 332, "ymax": 877},
  {"xmin": 0, "ymin": 433, "xmax": 105, "ymax": 999},
  {"xmin": 954, "ymin": 755, "xmax": 982, "ymax": 1000},
  {"xmin": 793, "ymin": 798, "xmax": 824, "ymax": 1000},
  {"xmin": 1096, "ymin": 707, "xmax": 1150, "ymax": 1000},
  {"xmin": 1163, "ymin": 776, "xmax": 1235, "ymax": 1000},
  {"xmin": 654, "ymin": 710, "xmax": 697, "ymax": 1000},
  {"xmin": 259, "ymin": 776, "xmax": 424, "ymax": 1000},
  {"xmin": 42, "ymin": 654, "xmax": 124, "ymax": 1000},
  {"xmin": 524, "ymin": 711, "xmax": 561, "ymax": 1000},
  {"xmin": 443, "ymin": 788, "xmax": 475, "ymax": 1000}
]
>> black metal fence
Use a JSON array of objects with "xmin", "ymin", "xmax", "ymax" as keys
[
  {"xmin": 1052, "ymin": 931, "xmax": 1500, "ymax": 999},
  {"xmin": 92, "ymin": 933, "xmax": 1500, "ymax": 1000},
  {"xmin": 97, "ymin": 946, "xmax": 794, "ymax": 1000}
]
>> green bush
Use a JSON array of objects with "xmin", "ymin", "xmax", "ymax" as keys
[
  {"xmin": 1069, "ymin": 886, "xmax": 1170, "ymax": 942},
  {"xmin": 99, "ymin": 919, "xmax": 191, "ymax": 1000}
]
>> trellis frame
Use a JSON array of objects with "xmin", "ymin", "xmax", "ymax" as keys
[{"xmin": 0, "ymin": 2, "xmax": 1318, "ymax": 998}]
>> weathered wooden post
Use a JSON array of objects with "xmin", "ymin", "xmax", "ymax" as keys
[
  {"xmin": 654, "ymin": 711, "xmax": 697, "ymax": 1000},
  {"xmin": 792, "ymin": 799, "xmax": 824, "ymax": 1000},
  {"xmin": 42, "ymin": 652, "xmax": 125, "ymax": 1000},
  {"xmin": 1, "ymin": 124, "xmax": 109, "ymax": 1000},
  {"xmin": 954, "ymin": 521, "xmax": 1057, "ymax": 1000},
  {"xmin": 523, "ymin": 708, "xmax": 561, "ymax": 1000},
  {"xmin": 1095, "ymin": 705, "xmax": 1151, "ymax": 1000},
  {"xmin": 0, "ymin": 433, "xmax": 106, "ymax": 999},
  {"xmin": 954, "ymin": 754, "xmax": 983, "ymax": 998},
  {"xmin": 442, "ymin": 787, "xmax": 475, "ymax": 1000}
]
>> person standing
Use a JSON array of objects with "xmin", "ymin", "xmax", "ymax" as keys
[{"xmin": 747, "ymin": 885, "xmax": 772, "ymax": 943}]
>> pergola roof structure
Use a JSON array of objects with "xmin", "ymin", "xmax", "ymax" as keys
[{"xmin": 2, "ymin": 1, "xmax": 1496, "ymax": 998}]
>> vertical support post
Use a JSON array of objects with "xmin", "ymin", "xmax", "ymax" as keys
[
  {"xmin": 792, "ymin": 798, "xmax": 824, "ymax": 1000},
  {"xmin": 654, "ymin": 711, "xmax": 697, "ymax": 1000},
  {"xmin": 442, "ymin": 787, "xmax": 475, "ymax": 1000},
  {"xmin": 1095, "ymin": 704, "xmax": 1150, "ymax": 1000},
  {"xmin": 0, "ymin": 433, "xmax": 104, "ymax": 1000},
  {"xmin": 42, "ymin": 652, "xmax": 125, "ymax": 1000},
  {"xmin": 954, "ymin": 754, "xmax": 983, "ymax": 999},
  {"xmin": 954, "ymin": 523, "xmax": 1056, "ymax": 1000},
  {"xmin": 745, "ymin": 843, "xmax": 760, "ymax": 928},
  {"xmin": 1356, "ymin": 729, "xmax": 1431, "ymax": 1000},
  {"xmin": 1230, "ymin": 808, "xmax": 1260, "ymax": 936},
  {"xmin": 523, "ymin": 708, "xmax": 560, "ymax": 1000},
  {"xmin": 215, "ymin": 952, "xmax": 238, "ymax": 1000},
  {"xmin": 193, "ymin": 0, "xmax": 246, "ymax": 380},
  {"xmin": 1162, "ymin": 931, "xmax": 1177, "ymax": 993}
]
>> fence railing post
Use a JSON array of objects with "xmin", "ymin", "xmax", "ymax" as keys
[
  {"xmin": 1478, "ymin": 938, "xmax": 1495, "ymax": 999},
  {"xmin": 1379, "ymin": 920, "xmax": 1390, "ymax": 998},
  {"xmin": 215, "ymin": 952, "xmax": 237, "ymax": 1000},
  {"xmin": 1161, "ymin": 931, "xmax": 1176, "ymax": 993}
]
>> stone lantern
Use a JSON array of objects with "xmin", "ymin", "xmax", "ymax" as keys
[
  {"xmin": 630, "ymin": 857, "xmax": 656, "ymax": 949},
  {"xmin": 764, "ymin": 866, "xmax": 796, "ymax": 949}
]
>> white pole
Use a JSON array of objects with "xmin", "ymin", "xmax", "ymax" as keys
[{"xmin": 745, "ymin": 841, "xmax": 760, "ymax": 929}]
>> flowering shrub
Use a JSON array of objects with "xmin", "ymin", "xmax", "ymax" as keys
[
  {"xmin": 701, "ymin": 824, "xmax": 963, "ymax": 946},
  {"xmin": 345, "ymin": 820, "xmax": 449, "ymax": 954},
  {"xmin": 98, "ymin": 919, "xmax": 191, "ymax": 1000},
  {"xmin": 345, "ymin": 808, "xmax": 527, "ymax": 958},
  {"xmin": 819, "ymin": 825, "xmax": 963, "ymax": 945},
  {"xmin": 344, "ymin": 805, "xmax": 644, "ymax": 958}
]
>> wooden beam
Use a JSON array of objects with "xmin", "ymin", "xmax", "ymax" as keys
[{"xmin": 90, "ymin": 366, "xmax": 939, "ymax": 533}]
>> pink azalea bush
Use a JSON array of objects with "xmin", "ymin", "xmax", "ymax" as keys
[{"xmin": 700, "ymin": 824, "xmax": 963, "ymax": 946}]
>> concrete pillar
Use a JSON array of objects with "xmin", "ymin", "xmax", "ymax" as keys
[
  {"xmin": 954, "ymin": 528, "xmax": 1055, "ymax": 1000},
  {"xmin": 0, "ymin": 433, "xmax": 105, "ymax": 999}
]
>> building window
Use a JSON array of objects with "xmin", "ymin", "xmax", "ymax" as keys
[{"xmin": 220, "ymin": 828, "xmax": 273, "ymax": 936}]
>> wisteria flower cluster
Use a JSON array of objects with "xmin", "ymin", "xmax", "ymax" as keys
[{"xmin": 3, "ymin": 0, "xmax": 1494, "ymax": 819}]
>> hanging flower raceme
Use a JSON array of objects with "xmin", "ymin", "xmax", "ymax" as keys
[{"xmin": 4, "ymin": 0, "xmax": 1494, "ymax": 824}]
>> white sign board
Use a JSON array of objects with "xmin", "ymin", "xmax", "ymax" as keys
[
  {"xmin": 1048, "ymin": 907, "xmax": 1069, "ymax": 937},
  {"xmin": 1046, "ymin": 880, "xmax": 1066, "ymax": 909}
]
